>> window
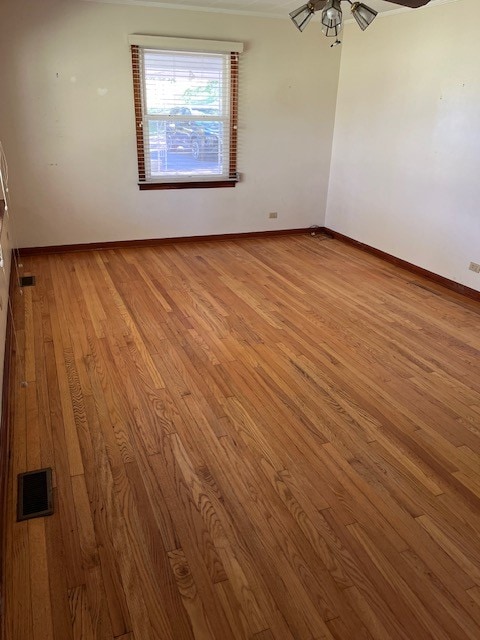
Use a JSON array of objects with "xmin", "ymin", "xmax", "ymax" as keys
[{"xmin": 130, "ymin": 36, "xmax": 243, "ymax": 190}]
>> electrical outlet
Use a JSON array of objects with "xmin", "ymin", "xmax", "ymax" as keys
[
  {"xmin": 269, "ymin": 212, "xmax": 278, "ymax": 219},
  {"xmin": 469, "ymin": 262, "xmax": 480, "ymax": 274}
]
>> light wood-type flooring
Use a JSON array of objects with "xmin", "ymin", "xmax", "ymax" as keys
[{"xmin": 4, "ymin": 235, "xmax": 480, "ymax": 640}]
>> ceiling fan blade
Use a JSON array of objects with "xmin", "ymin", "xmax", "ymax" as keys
[{"xmin": 382, "ymin": 0, "xmax": 432, "ymax": 7}]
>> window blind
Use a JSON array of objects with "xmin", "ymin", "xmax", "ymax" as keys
[{"xmin": 131, "ymin": 41, "xmax": 240, "ymax": 188}]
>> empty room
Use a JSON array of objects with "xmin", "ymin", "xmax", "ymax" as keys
[{"xmin": 0, "ymin": 0, "xmax": 479, "ymax": 638}]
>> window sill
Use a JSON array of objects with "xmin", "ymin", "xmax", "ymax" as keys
[{"xmin": 138, "ymin": 180, "xmax": 237, "ymax": 191}]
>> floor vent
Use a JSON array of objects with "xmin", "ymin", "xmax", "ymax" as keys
[
  {"xmin": 17, "ymin": 468, "xmax": 54, "ymax": 521},
  {"xmin": 19, "ymin": 275, "xmax": 36, "ymax": 287}
]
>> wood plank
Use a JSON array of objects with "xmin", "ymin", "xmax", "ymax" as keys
[
  {"xmin": 28, "ymin": 518, "xmax": 54, "ymax": 640},
  {"xmin": 401, "ymin": 549, "xmax": 480, "ymax": 639},
  {"xmin": 342, "ymin": 585, "xmax": 392, "ymax": 640},
  {"xmin": 167, "ymin": 549, "xmax": 212, "ymax": 640},
  {"xmin": 23, "ymin": 287, "xmax": 36, "ymax": 383},
  {"xmin": 346, "ymin": 523, "xmax": 451, "ymax": 640},
  {"xmin": 68, "ymin": 585, "xmax": 96, "ymax": 640},
  {"xmin": 5, "ymin": 237, "xmax": 480, "ymax": 640},
  {"xmin": 43, "ymin": 339, "xmax": 85, "ymax": 590},
  {"xmin": 416, "ymin": 514, "xmax": 480, "ymax": 585},
  {"xmin": 71, "ymin": 474, "xmax": 114, "ymax": 639},
  {"xmin": 251, "ymin": 632, "xmax": 274, "ymax": 640},
  {"xmin": 44, "ymin": 488, "xmax": 75, "ymax": 640},
  {"xmin": 214, "ymin": 579, "xmax": 252, "ymax": 640}
]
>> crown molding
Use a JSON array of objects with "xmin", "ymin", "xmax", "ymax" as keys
[
  {"xmin": 79, "ymin": 0, "xmax": 294, "ymax": 19},
  {"xmin": 79, "ymin": 0, "xmax": 460, "ymax": 21}
]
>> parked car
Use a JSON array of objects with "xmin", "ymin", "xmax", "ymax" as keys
[{"xmin": 166, "ymin": 107, "xmax": 221, "ymax": 160}]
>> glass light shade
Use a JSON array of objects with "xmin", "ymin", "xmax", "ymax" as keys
[
  {"xmin": 351, "ymin": 2, "xmax": 378, "ymax": 31},
  {"xmin": 321, "ymin": 0, "xmax": 342, "ymax": 28},
  {"xmin": 290, "ymin": 4, "xmax": 315, "ymax": 32},
  {"xmin": 322, "ymin": 22, "xmax": 343, "ymax": 38}
]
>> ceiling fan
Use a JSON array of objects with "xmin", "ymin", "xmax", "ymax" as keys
[{"xmin": 290, "ymin": 1, "xmax": 433, "ymax": 38}]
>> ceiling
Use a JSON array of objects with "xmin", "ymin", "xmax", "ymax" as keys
[{"xmin": 81, "ymin": 0, "xmax": 457, "ymax": 19}]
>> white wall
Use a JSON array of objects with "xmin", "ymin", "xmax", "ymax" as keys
[
  {"xmin": 327, "ymin": 0, "xmax": 480, "ymax": 292},
  {"xmin": 0, "ymin": 0, "xmax": 341, "ymax": 248}
]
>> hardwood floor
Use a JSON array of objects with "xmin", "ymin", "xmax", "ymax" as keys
[{"xmin": 3, "ymin": 235, "xmax": 480, "ymax": 640}]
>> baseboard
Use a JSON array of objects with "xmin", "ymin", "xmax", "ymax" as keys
[
  {"xmin": 18, "ymin": 228, "xmax": 314, "ymax": 256},
  {"xmin": 324, "ymin": 227, "xmax": 480, "ymax": 304},
  {"xmin": 0, "ymin": 263, "xmax": 15, "ymax": 636},
  {"xmin": 18, "ymin": 225, "xmax": 479, "ymax": 302}
]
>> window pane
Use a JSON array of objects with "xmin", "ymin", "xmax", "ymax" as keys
[
  {"xmin": 147, "ymin": 120, "xmax": 167, "ymax": 175},
  {"xmin": 147, "ymin": 120, "xmax": 226, "ymax": 178},
  {"xmin": 144, "ymin": 51, "xmax": 226, "ymax": 116}
]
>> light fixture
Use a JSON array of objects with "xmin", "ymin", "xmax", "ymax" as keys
[
  {"xmin": 290, "ymin": 0, "xmax": 434, "ymax": 40},
  {"xmin": 289, "ymin": 2, "xmax": 323, "ymax": 32},
  {"xmin": 323, "ymin": 24, "xmax": 343, "ymax": 37},
  {"xmin": 350, "ymin": 2, "xmax": 378, "ymax": 31},
  {"xmin": 289, "ymin": 0, "xmax": 378, "ymax": 39},
  {"xmin": 321, "ymin": 0, "xmax": 343, "ymax": 37},
  {"xmin": 322, "ymin": 1, "xmax": 342, "ymax": 27}
]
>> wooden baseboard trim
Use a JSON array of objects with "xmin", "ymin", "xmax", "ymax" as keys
[
  {"xmin": 324, "ymin": 227, "xmax": 480, "ymax": 304},
  {"xmin": 19, "ymin": 225, "xmax": 478, "ymax": 301},
  {"xmin": 0, "ymin": 262, "xmax": 15, "ymax": 637},
  {"xmin": 18, "ymin": 228, "xmax": 314, "ymax": 256}
]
